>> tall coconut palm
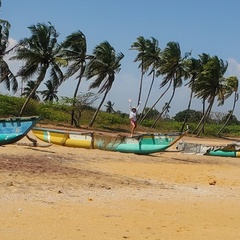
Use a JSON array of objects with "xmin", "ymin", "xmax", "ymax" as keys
[
  {"xmin": 10, "ymin": 22, "xmax": 66, "ymax": 116},
  {"xmin": 130, "ymin": 36, "xmax": 148, "ymax": 105},
  {"xmin": 21, "ymin": 80, "xmax": 40, "ymax": 101},
  {"xmin": 180, "ymin": 57, "xmax": 200, "ymax": 132},
  {"xmin": 151, "ymin": 42, "xmax": 190, "ymax": 128},
  {"xmin": 193, "ymin": 55, "xmax": 228, "ymax": 136},
  {"xmin": 41, "ymin": 79, "xmax": 59, "ymax": 102},
  {"xmin": 104, "ymin": 100, "xmax": 115, "ymax": 113},
  {"xmin": 85, "ymin": 41, "xmax": 124, "ymax": 127},
  {"xmin": 0, "ymin": 19, "xmax": 18, "ymax": 93},
  {"xmin": 217, "ymin": 76, "xmax": 239, "ymax": 135},
  {"xmin": 139, "ymin": 37, "xmax": 161, "ymax": 121},
  {"xmin": 61, "ymin": 30, "xmax": 88, "ymax": 125}
]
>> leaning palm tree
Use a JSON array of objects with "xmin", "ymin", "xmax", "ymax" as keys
[
  {"xmin": 41, "ymin": 79, "xmax": 59, "ymax": 102},
  {"xmin": 85, "ymin": 41, "xmax": 124, "ymax": 127},
  {"xmin": 130, "ymin": 36, "xmax": 148, "ymax": 105},
  {"xmin": 151, "ymin": 42, "xmax": 190, "ymax": 128},
  {"xmin": 0, "ymin": 19, "xmax": 18, "ymax": 93},
  {"xmin": 139, "ymin": 37, "xmax": 161, "ymax": 121},
  {"xmin": 180, "ymin": 57, "xmax": 200, "ymax": 132},
  {"xmin": 217, "ymin": 76, "xmax": 239, "ymax": 135},
  {"xmin": 61, "ymin": 30, "xmax": 89, "ymax": 125},
  {"xmin": 193, "ymin": 55, "xmax": 228, "ymax": 136},
  {"xmin": 10, "ymin": 22, "xmax": 66, "ymax": 116}
]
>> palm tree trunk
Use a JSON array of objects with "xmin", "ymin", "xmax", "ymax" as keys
[
  {"xmin": 151, "ymin": 86, "xmax": 176, "ymax": 128},
  {"xmin": 88, "ymin": 90, "xmax": 109, "ymax": 127},
  {"xmin": 193, "ymin": 105, "xmax": 209, "ymax": 135},
  {"xmin": 180, "ymin": 86, "xmax": 194, "ymax": 132},
  {"xmin": 139, "ymin": 70, "xmax": 155, "ymax": 122},
  {"xmin": 139, "ymin": 81, "xmax": 172, "ymax": 124},
  {"xmin": 19, "ymin": 65, "xmax": 48, "ymax": 116},
  {"xmin": 196, "ymin": 98, "xmax": 214, "ymax": 136},
  {"xmin": 217, "ymin": 91, "xmax": 238, "ymax": 135},
  {"xmin": 71, "ymin": 65, "xmax": 85, "ymax": 126},
  {"xmin": 137, "ymin": 64, "xmax": 144, "ymax": 105},
  {"xmin": 193, "ymin": 98, "xmax": 208, "ymax": 134}
]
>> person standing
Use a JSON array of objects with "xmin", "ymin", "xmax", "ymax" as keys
[{"xmin": 129, "ymin": 99, "xmax": 140, "ymax": 137}]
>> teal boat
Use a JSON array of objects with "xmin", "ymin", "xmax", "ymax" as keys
[
  {"xmin": 95, "ymin": 132, "xmax": 187, "ymax": 155},
  {"xmin": 32, "ymin": 127, "xmax": 187, "ymax": 155},
  {"xmin": 207, "ymin": 144, "xmax": 240, "ymax": 158},
  {"xmin": 177, "ymin": 141, "xmax": 240, "ymax": 158},
  {"xmin": 0, "ymin": 116, "xmax": 41, "ymax": 146}
]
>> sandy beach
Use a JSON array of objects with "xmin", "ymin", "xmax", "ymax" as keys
[{"xmin": 1, "ymin": 131, "xmax": 240, "ymax": 240}]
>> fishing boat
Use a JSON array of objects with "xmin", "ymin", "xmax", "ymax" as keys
[
  {"xmin": 177, "ymin": 141, "xmax": 240, "ymax": 158},
  {"xmin": 0, "ymin": 116, "xmax": 41, "ymax": 146},
  {"xmin": 207, "ymin": 143, "xmax": 240, "ymax": 158},
  {"xmin": 32, "ymin": 127, "xmax": 187, "ymax": 155},
  {"xmin": 32, "ymin": 127, "xmax": 94, "ymax": 149}
]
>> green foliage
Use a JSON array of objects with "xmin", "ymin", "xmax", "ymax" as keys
[
  {"xmin": 221, "ymin": 114, "xmax": 239, "ymax": 125},
  {"xmin": 95, "ymin": 111, "xmax": 127, "ymax": 125},
  {"xmin": 0, "ymin": 95, "xmax": 38, "ymax": 117},
  {"xmin": 174, "ymin": 109, "xmax": 202, "ymax": 122},
  {"xmin": 36, "ymin": 102, "xmax": 71, "ymax": 123},
  {"xmin": 0, "ymin": 95, "xmax": 240, "ymax": 137}
]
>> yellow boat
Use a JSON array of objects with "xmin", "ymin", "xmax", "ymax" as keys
[{"xmin": 32, "ymin": 127, "xmax": 94, "ymax": 149}]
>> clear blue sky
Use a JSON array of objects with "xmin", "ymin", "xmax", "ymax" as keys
[{"xmin": 1, "ymin": 0, "xmax": 240, "ymax": 118}]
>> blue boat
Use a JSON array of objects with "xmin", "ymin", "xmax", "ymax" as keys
[{"xmin": 0, "ymin": 116, "xmax": 41, "ymax": 146}]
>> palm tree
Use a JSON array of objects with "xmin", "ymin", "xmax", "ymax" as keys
[
  {"xmin": 85, "ymin": 41, "xmax": 124, "ymax": 127},
  {"xmin": 10, "ymin": 22, "xmax": 66, "ymax": 116},
  {"xmin": 104, "ymin": 100, "xmax": 115, "ymax": 113},
  {"xmin": 217, "ymin": 76, "xmax": 239, "ymax": 135},
  {"xmin": 130, "ymin": 36, "xmax": 147, "ymax": 105},
  {"xmin": 41, "ymin": 80, "xmax": 59, "ymax": 102},
  {"xmin": 151, "ymin": 42, "xmax": 190, "ymax": 128},
  {"xmin": 139, "ymin": 37, "xmax": 161, "ymax": 121},
  {"xmin": 21, "ymin": 80, "xmax": 41, "ymax": 101},
  {"xmin": 193, "ymin": 55, "xmax": 228, "ymax": 136},
  {"xmin": 61, "ymin": 30, "xmax": 88, "ymax": 125},
  {"xmin": 0, "ymin": 19, "xmax": 18, "ymax": 93},
  {"xmin": 180, "ymin": 57, "xmax": 200, "ymax": 132}
]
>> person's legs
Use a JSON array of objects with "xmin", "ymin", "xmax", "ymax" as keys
[{"xmin": 130, "ymin": 120, "xmax": 136, "ymax": 137}]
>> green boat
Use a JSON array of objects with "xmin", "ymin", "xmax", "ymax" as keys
[
  {"xmin": 0, "ymin": 116, "xmax": 41, "ymax": 146},
  {"xmin": 207, "ymin": 144, "xmax": 240, "ymax": 158},
  {"xmin": 95, "ymin": 132, "xmax": 187, "ymax": 155}
]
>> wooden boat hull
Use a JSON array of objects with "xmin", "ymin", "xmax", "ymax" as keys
[
  {"xmin": 32, "ymin": 127, "xmax": 187, "ymax": 155},
  {"xmin": 207, "ymin": 150, "xmax": 240, "ymax": 158},
  {"xmin": 32, "ymin": 128, "xmax": 93, "ymax": 149},
  {"xmin": 177, "ymin": 141, "xmax": 240, "ymax": 158},
  {"xmin": 0, "ymin": 116, "xmax": 41, "ymax": 145},
  {"xmin": 95, "ymin": 133, "xmax": 184, "ymax": 154}
]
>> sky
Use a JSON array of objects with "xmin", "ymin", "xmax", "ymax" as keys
[{"xmin": 1, "ymin": 0, "xmax": 240, "ymax": 119}]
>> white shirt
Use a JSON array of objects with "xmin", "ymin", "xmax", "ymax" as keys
[{"xmin": 129, "ymin": 102, "xmax": 140, "ymax": 121}]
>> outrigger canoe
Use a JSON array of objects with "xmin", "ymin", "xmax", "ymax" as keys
[
  {"xmin": 207, "ymin": 143, "xmax": 240, "ymax": 158},
  {"xmin": 0, "ymin": 116, "xmax": 41, "ymax": 146},
  {"xmin": 32, "ymin": 127, "xmax": 187, "ymax": 155},
  {"xmin": 177, "ymin": 141, "xmax": 240, "ymax": 158}
]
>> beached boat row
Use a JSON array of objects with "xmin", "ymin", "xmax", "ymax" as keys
[
  {"xmin": 1, "ymin": 116, "xmax": 240, "ymax": 157},
  {"xmin": 0, "ymin": 116, "xmax": 186, "ymax": 155}
]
